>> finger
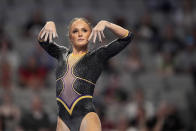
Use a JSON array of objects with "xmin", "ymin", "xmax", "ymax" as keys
[
  {"xmin": 52, "ymin": 32, "xmax": 55, "ymax": 39},
  {"xmin": 53, "ymin": 31, "xmax": 58, "ymax": 38},
  {"xmin": 98, "ymin": 31, "xmax": 102, "ymax": 43},
  {"xmin": 44, "ymin": 32, "xmax": 49, "ymax": 42},
  {"xmin": 101, "ymin": 31, "xmax": 105, "ymax": 38},
  {"xmin": 88, "ymin": 31, "xmax": 93, "ymax": 41},
  {"xmin": 49, "ymin": 31, "xmax": 52, "ymax": 43},
  {"xmin": 40, "ymin": 30, "xmax": 46, "ymax": 39},
  {"xmin": 93, "ymin": 31, "xmax": 97, "ymax": 43}
]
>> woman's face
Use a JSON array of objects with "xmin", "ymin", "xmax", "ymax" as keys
[{"xmin": 69, "ymin": 19, "xmax": 91, "ymax": 48}]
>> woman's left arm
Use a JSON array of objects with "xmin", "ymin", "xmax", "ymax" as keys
[
  {"xmin": 104, "ymin": 20, "xmax": 129, "ymax": 39},
  {"xmin": 88, "ymin": 20, "xmax": 130, "ymax": 43},
  {"xmin": 89, "ymin": 20, "xmax": 134, "ymax": 61}
]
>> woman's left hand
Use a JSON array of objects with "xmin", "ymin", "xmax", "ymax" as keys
[{"xmin": 88, "ymin": 20, "xmax": 107, "ymax": 43}]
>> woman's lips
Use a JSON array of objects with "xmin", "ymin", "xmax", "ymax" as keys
[{"xmin": 78, "ymin": 39, "xmax": 85, "ymax": 41}]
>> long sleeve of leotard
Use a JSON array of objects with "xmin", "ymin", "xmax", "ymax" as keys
[
  {"xmin": 38, "ymin": 41, "xmax": 68, "ymax": 59},
  {"xmin": 96, "ymin": 31, "xmax": 134, "ymax": 62}
]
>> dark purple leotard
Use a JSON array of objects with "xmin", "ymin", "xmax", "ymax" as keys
[{"xmin": 38, "ymin": 32, "xmax": 134, "ymax": 131}]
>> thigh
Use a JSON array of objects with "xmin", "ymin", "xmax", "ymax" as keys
[
  {"xmin": 56, "ymin": 117, "xmax": 70, "ymax": 131},
  {"xmin": 80, "ymin": 112, "xmax": 102, "ymax": 131}
]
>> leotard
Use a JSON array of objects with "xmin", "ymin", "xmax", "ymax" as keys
[{"xmin": 38, "ymin": 32, "xmax": 134, "ymax": 131}]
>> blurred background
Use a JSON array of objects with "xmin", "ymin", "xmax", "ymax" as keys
[{"xmin": 0, "ymin": 0, "xmax": 196, "ymax": 131}]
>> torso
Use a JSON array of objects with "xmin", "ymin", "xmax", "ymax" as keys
[{"xmin": 55, "ymin": 51, "xmax": 104, "ymax": 131}]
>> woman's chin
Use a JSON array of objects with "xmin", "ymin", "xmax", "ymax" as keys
[{"xmin": 74, "ymin": 42, "xmax": 88, "ymax": 48}]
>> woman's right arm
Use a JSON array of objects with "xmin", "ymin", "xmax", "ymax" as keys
[{"xmin": 38, "ymin": 21, "xmax": 68, "ymax": 59}]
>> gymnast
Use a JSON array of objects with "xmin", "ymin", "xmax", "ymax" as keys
[{"xmin": 37, "ymin": 17, "xmax": 134, "ymax": 131}]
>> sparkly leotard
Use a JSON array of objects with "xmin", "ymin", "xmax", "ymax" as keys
[{"xmin": 38, "ymin": 32, "xmax": 134, "ymax": 131}]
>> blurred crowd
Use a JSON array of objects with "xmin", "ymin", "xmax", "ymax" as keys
[{"xmin": 0, "ymin": 0, "xmax": 196, "ymax": 131}]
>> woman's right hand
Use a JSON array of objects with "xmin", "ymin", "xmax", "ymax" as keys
[{"xmin": 38, "ymin": 21, "xmax": 58, "ymax": 43}]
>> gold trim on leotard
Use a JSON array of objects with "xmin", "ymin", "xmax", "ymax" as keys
[
  {"xmin": 121, "ymin": 30, "xmax": 129, "ymax": 38},
  {"xmin": 57, "ymin": 95, "xmax": 93, "ymax": 115},
  {"xmin": 56, "ymin": 52, "xmax": 95, "ymax": 85},
  {"xmin": 71, "ymin": 52, "xmax": 96, "ymax": 85},
  {"xmin": 58, "ymin": 56, "xmax": 69, "ymax": 96},
  {"xmin": 57, "ymin": 52, "xmax": 95, "ymax": 97},
  {"xmin": 74, "ymin": 76, "xmax": 95, "ymax": 85},
  {"xmin": 71, "ymin": 78, "xmax": 81, "ymax": 95},
  {"xmin": 56, "ymin": 55, "xmax": 69, "ymax": 81}
]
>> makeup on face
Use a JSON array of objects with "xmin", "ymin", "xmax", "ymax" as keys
[{"xmin": 69, "ymin": 19, "xmax": 91, "ymax": 47}]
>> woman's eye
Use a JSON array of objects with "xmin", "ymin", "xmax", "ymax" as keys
[
  {"xmin": 72, "ymin": 30, "xmax": 77, "ymax": 33},
  {"xmin": 83, "ymin": 29, "xmax": 87, "ymax": 32}
]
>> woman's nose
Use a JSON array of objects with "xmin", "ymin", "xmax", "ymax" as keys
[{"xmin": 78, "ymin": 31, "xmax": 83, "ymax": 36}]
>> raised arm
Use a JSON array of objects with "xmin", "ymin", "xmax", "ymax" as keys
[
  {"xmin": 38, "ymin": 21, "xmax": 68, "ymax": 59},
  {"xmin": 89, "ymin": 20, "xmax": 134, "ymax": 61}
]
